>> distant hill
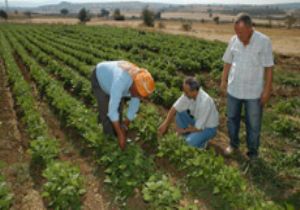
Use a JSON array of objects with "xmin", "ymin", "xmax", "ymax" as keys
[
  {"xmin": 1, "ymin": 1, "xmax": 300, "ymax": 15},
  {"xmin": 34, "ymin": 1, "xmax": 177, "ymax": 14}
]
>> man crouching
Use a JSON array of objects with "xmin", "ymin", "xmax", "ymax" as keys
[{"xmin": 158, "ymin": 77, "xmax": 219, "ymax": 148}]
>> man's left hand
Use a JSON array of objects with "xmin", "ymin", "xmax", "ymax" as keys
[{"xmin": 260, "ymin": 91, "xmax": 271, "ymax": 106}]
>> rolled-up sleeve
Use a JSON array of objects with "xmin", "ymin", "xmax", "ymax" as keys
[
  {"xmin": 261, "ymin": 39, "xmax": 274, "ymax": 68},
  {"xmin": 127, "ymin": 97, "xmax": 140, "ymax": 121},
  {"xmin": 222, "ymin": 36, "xmax": 235, "ymax": 64},
  {"xmin": 173, "ymin": 94, "xmax": 190, "ymax": 112}
]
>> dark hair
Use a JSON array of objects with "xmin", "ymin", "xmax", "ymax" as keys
[
  {"xmin": 235, "ymin": 13, "xmax": 253, "ymax": 27},
  {"xmin": 184, "ymin": 77, "xmax": 199, "ymax": 91}
]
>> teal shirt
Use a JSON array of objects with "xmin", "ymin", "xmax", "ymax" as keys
[{"xmin": 95, "ymin": 61, "xmax": 140, "ymax": 122}]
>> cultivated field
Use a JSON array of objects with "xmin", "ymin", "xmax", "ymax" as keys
[
  {"xmin": 0, "ymin": 23, "xmax": 299, "ymax": 210},
  {"xmin": 6, "ymin": 16, "xmax": 300, "ymax": 55}
]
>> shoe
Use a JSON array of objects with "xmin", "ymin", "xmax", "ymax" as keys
[{"xmin": 224, "ymin": 145, "xmax": 237, "ymax": 156}]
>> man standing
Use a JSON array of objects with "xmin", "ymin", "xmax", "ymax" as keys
[
  {"xmin": 221, "ymin": 13, "xmax": 274, "ymax": 159},
  {"xmin": 158, "ymin": 77, "xmax": 219, "ymax": 148},
  {"xmin": 91, "ymin": 60, "xmax": 155, "ymax": 150}
]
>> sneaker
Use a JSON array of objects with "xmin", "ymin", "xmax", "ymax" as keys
[{"xmin": 224, "ymin": 145, "xmax": 237, "ymax": 156}]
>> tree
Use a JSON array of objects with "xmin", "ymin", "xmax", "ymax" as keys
[
  {"xmin": 99, "ymin": 9, "xmax": 110, "ymax": 17},
  {"xmin": 155, "ymin": 11, "xmax": 161, "ymax": 20},
  {"xmin": 113, "ymin": 9, "xmax": 125, "ymax": 21},
  {"xmin": 182, "ymin": 21, "xmax": 192, "ymax": 31},
  {"xmin": 78, "ymin": 8, "xmax": 91, "ymax": 23},
  {"xmin": 60, "ymin": 8, "xmax": 69, "ymax": 16},
  {"xmin": 142, "ymin": 7, "xmax": 155, "ymax": 27},
  {"xmin": 213, "ymin": 16, "xmax": 220, "ymax": 24},
  {"xmin": 207, "ymin": 9, "xmax": 213, "ymax": 18},
  {"xmin": 286, "ymin": 15, "xmax": 296, "ymax": 29},
  {"xmin": 267, "ymin": 16, "xmax": 272, "ymax": 28},
  {"xmin": 0, "ymin": 10, "xmax": 8, "ymax": 20},
  {"xmin": 24, "ymin": 11, "xmax": 32, "ymax": 19}
]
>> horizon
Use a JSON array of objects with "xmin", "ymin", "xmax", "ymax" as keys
[{"xmin": 1, "ymin": 0, "xmax": 300, "ymax": 8}]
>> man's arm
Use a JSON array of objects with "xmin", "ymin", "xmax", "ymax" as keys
[
  {"xmin": 220, "ymin": 63, "xmax": 232, "ymax": 96},
  {"xmin": 176, "ymin": 125, "xmax": 200, "ymax": 134},
  {"xmin": 112, "ymin": 121, "xmax": 126, "ymax": 150},
  {"xmin": 260, "ymin": 67, "xmax": 273, "ymax": 106},
  {"xmin": 158, "ymin": 107, "xmax": 177, "ymax": 136}
]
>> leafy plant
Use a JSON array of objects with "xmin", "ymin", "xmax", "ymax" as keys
[
  {"xmin": 29, "ymin": 137, "xmax": 60, "ymax": 166},
  {"xmin": 42, "ymin": 161, "xmax": 85, "ymax": 210},
  {"xmin": 0, "ymin": 175, "xmax": 13, "ymax": 210},
  {"xmin": 271, "ymin": 116, "xmax": 298, "ymax": 139},
  {"xmin": 142, "ymin": 174, "xmax": 181, "ymax": 209},
  {"xmin": 98, "ymin": 142, "xmax": 154, "ymax": 201}
]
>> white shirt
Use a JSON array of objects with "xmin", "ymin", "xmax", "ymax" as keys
[
  {"xmin": 173, "ymin": 88, "xmax": 219, "ymax": 130},
  {"xmin": 222, "ymin": 31, "xmax": 274, "ymax": 99}
]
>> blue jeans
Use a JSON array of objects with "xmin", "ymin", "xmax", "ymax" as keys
[
  {"xmin": 176, "ymin": 111, "xmax": 217, "ymax": 148},
  {"xmin": 227, "ymin": 94, "xmax": 263, "ymax": 158}
]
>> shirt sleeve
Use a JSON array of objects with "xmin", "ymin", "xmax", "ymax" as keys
[
  {"xmin": 222, "ymin": 36, "xmax": 235, "ymax": 64},
  {"xmin": 127, "ymin": 97, "xmax": 140, "ymax": 121},
  {"xmin": 107, "ymin": 79, "xmax": 127, "ymax": 122},
  {"xmin": 195, "ymin": 98, "xmax": 212, "ymax": 130},
  {"xmin": 173, "ymin": 94, "xmax": 190, "ymax": 112},
  {"xmin": 261, "ymin": 38, "xmax": 274, "ymax": 68}
]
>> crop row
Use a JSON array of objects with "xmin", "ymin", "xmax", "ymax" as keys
[{"xmin": 0, "ymin": 31, "xmax": 85, "ymax": 209}]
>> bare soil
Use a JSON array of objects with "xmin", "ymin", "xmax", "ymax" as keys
[{"xmin": 0, "ymin": 59, "xmax": 45, "ymax": 210}]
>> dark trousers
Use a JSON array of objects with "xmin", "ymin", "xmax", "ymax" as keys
[
  {"xmin": 227, "ymin": 94, "xmax": 263, "ymax": 158},
  {"xmin": 90, "ymin": 68, "xmax": 123, "ymax": 136}
]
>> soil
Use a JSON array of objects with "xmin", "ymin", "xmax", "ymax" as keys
[
  {"xmin": 0, "ymin": 59, "xmax": 45, "ymax": 210},
  {"xmin": 12, "ymin": 50, "xmax": 119, "ymax": 210}
]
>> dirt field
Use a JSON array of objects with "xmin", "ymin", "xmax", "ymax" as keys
[{"xmin": 7, "ymin": 17, "xmax": 300, "ymax": 56}]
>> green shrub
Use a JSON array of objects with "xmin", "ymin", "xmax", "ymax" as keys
[
  {"xmin": 42, "ymin": 161, "xmax": 85, "ymax": 209},
  {"xmin": 29, "ymin": 137, "xmax": 60, "ymax": 166},
  {"xmin": 142, "ymin": 174, "xmax": 181, "ymax": 209},
  {"xmin": 0, "ymin": 175, "xmax": 13, "ymax": 210}
]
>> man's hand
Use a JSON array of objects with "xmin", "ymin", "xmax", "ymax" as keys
[
  {"xmin": 112, "ymin": 121, "xmax": 127, "ymax": 150},
  {"xmin": 175, "ymin": 127, "xmax": 188, "ymax": 135},
  {"xmin": 117, "ymin": 128, "xmax": 126, "ymax": 150},
  {"xmin": 124, "ymin": 118, "xmax": 130, "ymax": 128},
  {"xmin": 220, "ymin": 81, "xmax": 227, "ymax": 97},
  {"xmin": 260, "ymin": 90, "xmax": 271, "ymax": 106},
  {"xmin": 158, "ymin": 122, "xmax": 168, "ymax": 136},
  {"xmin": 261, "ymin": 67, "xmax": 273, "ymax": 106},
  {"xmin": 220, "ymin": 63, "xmax": 231, "ymax": 97}
]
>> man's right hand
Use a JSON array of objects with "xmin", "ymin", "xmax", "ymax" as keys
[
  {"xmin": 158, "ymin": 122, "xmax": 168, "ymax": 137},
  {"xmin": 117, "ymin": 129, "xmax": 126, "ymax": 150},
  {"xmin": 112, "ymin": 121, "xmax": 127, "ymax": 150}
]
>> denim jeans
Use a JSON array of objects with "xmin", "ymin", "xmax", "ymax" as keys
[
  {"xmin": 227, "ymin": 94, "xmax": 263, "ymax": 158},
  {"xmin": 176, "ymin": 111, "xmax": 217, "ymax": 148}
]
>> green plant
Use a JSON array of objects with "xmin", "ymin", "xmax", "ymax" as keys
[
  {"xmin": 98, "ymin": 142, "xmax": 154, "ymax": 201},
  {"xmin": 274, "ymin": 99, "xmax": 300, "ymax": 115},
  {"xmin": 142, "ymin": 174, "xmax": 181, "ymax": 209},
  {"xmin": 29, "ymin": 137, "xmax": 60, "ymax": 166},
  {"xmin": 42, "ymin": 161, "xmax": 85, "ymax": 210},
  {"xmin": 271, "ymin": 116, "xmax": 297, "ymax": 139},
  {"xmin": 0, "ymin": 175, "xmax": 13, "ymax": 210}
]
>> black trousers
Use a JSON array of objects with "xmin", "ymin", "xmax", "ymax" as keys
[{"xmin": 90, "ymin": 68, "xmax": 124, "ymax": 136}]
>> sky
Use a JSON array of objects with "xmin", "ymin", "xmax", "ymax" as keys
[{"xmin": 2, "ymin": 0, "xmax": 300, "ymax": 7}]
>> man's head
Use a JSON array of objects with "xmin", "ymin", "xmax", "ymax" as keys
[
  {"xmin": 131, "ymin": 69, "xmax": 155, "ymax": 98},
  {"xmin": 234, "ymin": 13, "xmax": 253, "ymax": 44},
  {"xmin": 183, "ymin": 77, "xmax": 199, "ymax": 99}
]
